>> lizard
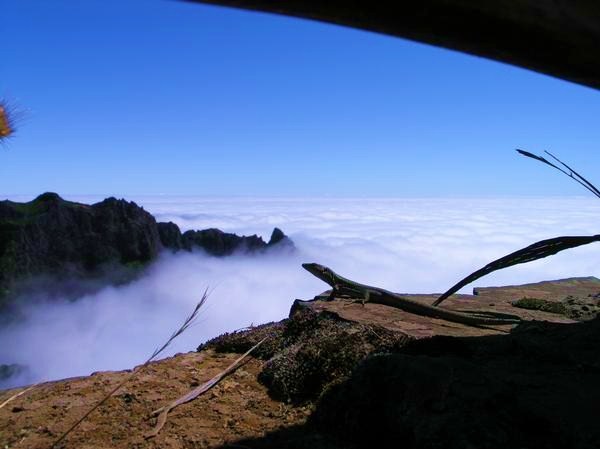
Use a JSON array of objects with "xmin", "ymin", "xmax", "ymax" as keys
[{"xmin": 302, "ymin": 263, "xmax": 522, "ymax": 327}]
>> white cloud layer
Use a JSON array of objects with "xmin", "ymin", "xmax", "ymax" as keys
[{"xmin": 2, "ymin": 195, "xmax": 600, "ymax": 388}]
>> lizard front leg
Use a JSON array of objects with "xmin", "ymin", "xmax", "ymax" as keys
[
  {"xmin": 350, "ymin": 289, "xmax": 370, "ymax": 306},
  {"xmin": 326, "ymin": 284, "xmax": 340, "ymax": 301}
]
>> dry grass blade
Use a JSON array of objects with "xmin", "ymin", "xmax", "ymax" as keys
[
  {"xmin": 144, "ymin": 336, "xmax": 268, "ymax": 439},
  {"xmin": 49, "ymin": 289, "xmax": 209, "ymax": 448},
  {"xmin": 433, "ymin": 150, "xmax": 600, "ymax": 307},
  {"xmin": 543, "ymin": 150, "xmax": 600, "ymax": 198},
  {"xmin": 516, "ymin": 149, "xmax": 558, "ymax": 168},
  {"xmin": 432, "ymin": 234, "xmax": 600, "ymax": 306},
  {"xmin": 516, "ymin": 149, "xmax": 600, "ymax": 199}
]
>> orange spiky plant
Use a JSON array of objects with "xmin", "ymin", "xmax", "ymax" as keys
[{"xmin": 0, "ymin": 100, "xmax": 19, "ymax": 143}]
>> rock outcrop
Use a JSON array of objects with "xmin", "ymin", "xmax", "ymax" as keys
[
  {"xmin": 158, "ymin": 221, "xmax": 294, "ymax": 256},
  {"xmin": 156, "ymin": 221, "xmax": 184, "ymax": 250},
  {"xmin": 2, "ymin": 278, "xmax": 600, "ymax": 448},
  {"xmin": 0, "ymin": 193, "xmax": 160, "ymax": 298},
  {"xmin": 0, "ymin": 193, "xmax": 294, "ymax": 300},
  {"xmin": 201, "ymin": 277, "xmax": 600, "ymax": 449}
]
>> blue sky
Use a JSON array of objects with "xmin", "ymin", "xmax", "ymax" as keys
[{"xmin": 3, "ymin": 0, "xmax": 600, "ymax": 197}]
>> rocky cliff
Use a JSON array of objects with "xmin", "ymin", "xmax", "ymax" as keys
[
  {"xmin": 158, "ymin": 222, "xmax": 294, "ymax": 256},
  {"xmin": 0, "ymin": 193, "xmax": 160, "ymax": 298},
  {"xmin": 0, "ymin": 193, "xmax": 293, "ymax": 300}
]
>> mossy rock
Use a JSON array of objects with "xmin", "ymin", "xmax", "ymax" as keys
[
  {"xmin": 512, "ymin": 297, "xmax": 567, "ymax": 314},
  {"xmin": 512, "ymin": 296, "xmax": 600, "ymax": 321},
  {"xmin": 202, "ymin": 307, "xmax": 411, "ymax": 403},
  {"xmin": 198, "ymin": 319, "xmax": 287, "ymax": 360},
  {"xmin": 561, "ymin": 295, "xmax": 600, "ymax": 321}
]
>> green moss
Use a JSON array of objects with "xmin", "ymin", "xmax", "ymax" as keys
[
  {"xmin": 0, "ymin": 288, "xmax": 11, "ymax": 308},
  {"xmin": 202, "ymin": 307, "xmax": 411, "ymax": 404},
  {"xmin": 198, "ymin": 320, "xmax": 287, "ymax": 360},
  {"xmin": 1, "ymin": 195, "xmax": 83, "ymax": 225},
  {"xmin": 12, "ymin": 201, "xmax": 44, "ymax": 216},
  {"xmin": 0, "ymin": 241, "xmax": 19, "ymax": 278},
  {"xmin": 512, "ymin": 297, "xmax": 567, "ymax": 314},
  {"xmin": 123, "ymin": 260, "xmax": 145, "ymax": 270}
]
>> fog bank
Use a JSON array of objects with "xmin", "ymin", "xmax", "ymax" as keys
[{"xmin": 2, "ymin": 196, "xmax": 599, "ymax": 388}]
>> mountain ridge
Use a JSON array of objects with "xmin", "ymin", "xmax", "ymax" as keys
[{"xmin": 0, "ymin": 192, "xmax": 294, "ymax": 302}]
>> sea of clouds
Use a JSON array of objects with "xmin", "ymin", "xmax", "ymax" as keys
[{"xmin": 2, "ymin": 195, "xmax": 600, "ymax": 389}]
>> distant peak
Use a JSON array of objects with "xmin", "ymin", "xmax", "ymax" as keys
[
  {"xmin": 34, "ymin": 192, "xmax": 63, "ymax": 202},
  {"xmin": 268, "ymin": 228, "xmax": 294, "ymax": 251},
  {"xmin": 268, "ymin": 227, "xmax": 286, "ymax": 245}
]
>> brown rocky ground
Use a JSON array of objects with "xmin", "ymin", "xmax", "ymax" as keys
[
  {"xmin": 1, "ymin": 276, "xmax": 599, "ymax": 449},
  {"xmin": 0, "ymin": 351, "xmax": 317, "ymax": 449}
]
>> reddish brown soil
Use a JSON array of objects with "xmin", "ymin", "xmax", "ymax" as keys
[
  {"xmin": 302, "ymin": 276, "xmax": 595, "ymax": 338},
  {"xmin": 0, "ymin": 351, "xmax": 312, "ymax": 449}
]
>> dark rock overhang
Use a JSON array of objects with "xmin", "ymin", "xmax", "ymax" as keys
[{"xmin": 188, "ymin": 0, "xmax": 600, "ymax": 91}]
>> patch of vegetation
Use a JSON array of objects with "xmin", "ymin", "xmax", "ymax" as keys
[
  {"xmin": 1, "ymin": 195, "xmax": 87, "ymax": 227},
  {"xmin": 201, "ymin": 307, "xmax": 410, "ymax": 403},
  {"xmin": 198, "ymin": 319, "xmax": 287, "ymax": 360},
  {"xmin": 512, "ymin": 297, "xmax": 567, "ymax": 314},
  {"xmin": 0, "ymin": 239, "xmax": 20, "ymax": 294},
  {"xmin": 562, "ymin": 295, "xmax": 600, "ymax": 321},
  {"xmin": 11, "ymin": 201, "xmax": 44, "ymax": 216},
  {"xmin": 512, "ymin": 295, "xmax": 600, "ymax": 321},
  {"xmin": 123, "ymin": 260, "xmax": 145, "ymax": 270}
]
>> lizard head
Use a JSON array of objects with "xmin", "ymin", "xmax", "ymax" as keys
[{"xmin": 302, "ymin": 263, "xmax": 333, "ymax": 282}]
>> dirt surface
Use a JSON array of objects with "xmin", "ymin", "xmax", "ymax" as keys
[
  {"xmin": 0, "ymin": 351, "xmax": 313, "ymax": 449},
  {"xmin": 1, "ymin": 276, "xmax": 599, "ymax": 449},
  {"xmin": 299, "ymin": 276, "xmax": 600, "ymax": 339}
]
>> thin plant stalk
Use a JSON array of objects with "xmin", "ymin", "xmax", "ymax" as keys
[
  {"xmin": 517, "ymin": 149, "xmax": 600, "ymax": 198},
  {"xmin": 434, "ymin": 150, "xmax": 600, "ymax": 307},
  {"xmin": 50, "ymin": 290, "xmax": 209, "ymax": 448},
  {"xmin": 432, "ymin": 234, "xmax": 600, "ymax": 306},
  {"xmin": 145, "ymin": 336, "xmax": 268, "ymax": 439}
]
